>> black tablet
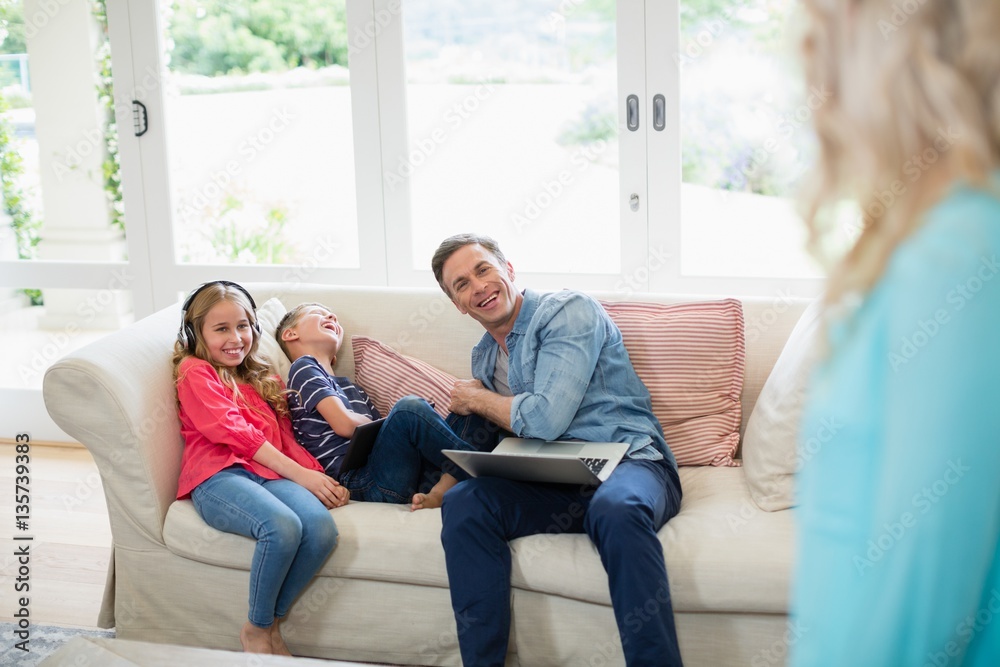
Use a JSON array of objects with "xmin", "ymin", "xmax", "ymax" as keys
[{"xmin": 338, "ymin": 418, "xmax": 386, "ymax": 474}]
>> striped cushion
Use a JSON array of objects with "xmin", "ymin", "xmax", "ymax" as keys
[
  {"xmin": 601, "ymin": 299, "xmax": 746, "ymax": 466},
  {"xmin": 352, "ymin": 336, "xmax": 456, "ymax": 420}
]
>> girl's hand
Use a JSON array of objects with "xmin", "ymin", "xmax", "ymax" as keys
[
  {"xmin": 297, "ymin": 469, "xmax": 347, "ymax": 508},
  {"xmin": 330, "ymin": 484, "xmax": 350, "ymax": 507}
]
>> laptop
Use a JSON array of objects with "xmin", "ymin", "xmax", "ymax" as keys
[
  {"xmin": 442, "ymin": 438, "xmax": 630, "ymax": 486},
  {"xmin": 339, "ymin": 418, "xmax": 386, "ymax": 474}
]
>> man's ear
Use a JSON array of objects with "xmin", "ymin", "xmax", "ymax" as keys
[{"xmin": 505, "ymin": 261, "xmax": 515, "ymax": 283}]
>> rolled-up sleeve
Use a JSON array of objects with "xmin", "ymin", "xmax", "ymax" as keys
[
  {"xmin": 510, "ymin": 295, "xmax": 605, "ymax": 440},
  {"xmin": 177, "ymin": 362, "xmax": 268, "ymax": 460}
]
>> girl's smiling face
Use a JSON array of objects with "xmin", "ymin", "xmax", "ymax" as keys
[{"xmin": 200, "ymin": 299, "xmax": 255, "ymax": 368}]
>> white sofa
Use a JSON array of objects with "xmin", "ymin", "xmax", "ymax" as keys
[{"xmin": 42, "ymin": 283, "xmax": 809, "ymax": 666}]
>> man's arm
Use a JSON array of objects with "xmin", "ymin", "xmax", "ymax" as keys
[{"xmin": 448, "ymin": 379, "xmax": 514, "ymax": 430}]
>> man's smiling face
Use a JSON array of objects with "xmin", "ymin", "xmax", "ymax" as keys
[{"xmin": 441, "ymin": 243, "xmax": 522, "ymax": 336}]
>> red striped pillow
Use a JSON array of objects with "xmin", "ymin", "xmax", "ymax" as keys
[
  {"xmin": 351, "ymin": 336, "xmax": 456, "ymax": 420},
  {"xmin": 600, "ymin": 299, "xmax": 746, "ymax": 466}
]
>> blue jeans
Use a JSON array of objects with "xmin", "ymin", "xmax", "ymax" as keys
[
  {"xmin": 339, "ymin": 396, "xmax": 486, "ymax": 503},
  {"xmin": 441, "ymin": 458, "xmax": 684, "ymax": 667},
  {"xmin": 191, "ymin": 466, "xmax": 338, "ymax": 628}
]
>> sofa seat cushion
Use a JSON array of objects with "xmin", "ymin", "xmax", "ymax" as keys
[
  {"xmin": 164, "ymin": 467, "xmax": 792, "ymax": 614},
  {"xmin": 509, "ymin": 467, "xmax": 794, "ymax": 614},
  {"xmin": 164, "ymin": 499, "xmax": 452, "ymax": 588}
]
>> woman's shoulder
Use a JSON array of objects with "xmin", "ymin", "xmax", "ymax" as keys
[{"xmin": 891, "ymin": 183, "xmax": 1000, "ymax": 284}]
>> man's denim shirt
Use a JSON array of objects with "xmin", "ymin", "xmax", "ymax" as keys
[{"xmin": 470, "ymin": 289, "xmax": 678, "ymax": 470}]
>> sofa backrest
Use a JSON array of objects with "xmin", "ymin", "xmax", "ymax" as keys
[{"xmin": 42, "ymin": 282, "xmax": 810, "ymax": 545}]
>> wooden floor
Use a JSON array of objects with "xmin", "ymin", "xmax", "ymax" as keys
[
  {"xmin": 0, "ymin": 442, "xmax": 398, "ymax": 665},
  {"xmin": 0, "ymin": 442, "xmax": 112, "ymax": 629}
]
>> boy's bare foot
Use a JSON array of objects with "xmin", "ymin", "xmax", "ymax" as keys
[
  {"xmin": 240, "ymin": 621, "xmax": 273, "ymax": 654},
  {"xmin": 270, "ymin": 620, "xmax": 293, "ymax": 656},
  {"xmin": 411, "ymin": 473, "xmax": 460, "ymax": 511},
  {"xmin": 411, "ymin": 491, "xmax": 444, "ymax": 511}
]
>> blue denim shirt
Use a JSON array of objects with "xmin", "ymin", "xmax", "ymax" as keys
[{"xmin": 470, "ymin": 289, "xmax": 677, "ymax": 469}]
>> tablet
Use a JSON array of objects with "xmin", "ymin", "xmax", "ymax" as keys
[{"xmin": 339, "ymin": 418, "xmax": 386, "ymax": 473}]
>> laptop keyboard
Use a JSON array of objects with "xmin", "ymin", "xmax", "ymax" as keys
[{"xmin": 581, "ymin": 457, "xmax": 609, "ymax": 476}]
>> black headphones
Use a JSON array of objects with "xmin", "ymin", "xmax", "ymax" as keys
[{"xmin": 177, "ymin": 280, "xmax": 261, "ymax": 354}]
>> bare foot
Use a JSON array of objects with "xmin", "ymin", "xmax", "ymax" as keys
[
  {"xmin": 240, "ymin": 621, "xmax": 273, "ymax": 654},
  {"xmin": 270, "ymin": 621, "xmax": 293, "ymax": 656},
  {"xmin": 411, "ymin": 490, "xmax": 444, "ymax": 511}
]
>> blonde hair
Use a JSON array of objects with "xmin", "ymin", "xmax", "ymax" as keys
[
  {"xmin": 799, "ymin": 0, "xmax": 1000, "ymax": 305},
  {"xmin": 172, "ymin": 283, "xmax": 290, "ymax": 419}
]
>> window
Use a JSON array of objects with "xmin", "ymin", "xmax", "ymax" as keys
[
  {"xmin": 3, "ymin": 0, "xmax": 825, "ymax": 441},
  {"xmin": 399, "ymin": 1, "xmax": 622, "ymax": 276},
  {"xmin": 678, "ymin": 0, "xmax": 822, "ymax": 281},
  {"xmin": 164, "ymin": 0, "xmax": 361, "ymax": 268}
]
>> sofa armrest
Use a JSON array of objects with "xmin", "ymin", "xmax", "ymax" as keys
[{"xmin": 42, "ymin": 304, "xmax": 184, "ymax": 549}]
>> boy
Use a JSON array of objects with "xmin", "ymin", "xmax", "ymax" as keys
[{"xmin": 277, "ymin": 302, "xmax": 474, "ymax": 510}]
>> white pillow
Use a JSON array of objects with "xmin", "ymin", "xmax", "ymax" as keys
[
  {"xmin": 742, "ymin": 299, "xmax": 824, "ymax": 511},
  {"xmin": 254, "ymin": 297, "xmax": 292, "ymax": 383}
]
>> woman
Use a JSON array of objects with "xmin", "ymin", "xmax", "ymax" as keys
[{"xmin": 792, "ymin": 1, "xmax": 1000, "ymax": 665}]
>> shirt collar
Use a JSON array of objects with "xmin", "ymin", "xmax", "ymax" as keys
[{"xmin": 509, "ymin": 289, "xmax": 539, "ymax": 337}]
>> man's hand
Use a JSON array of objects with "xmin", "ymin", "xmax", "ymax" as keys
[
  {"xmin": 449, "ymin": 378, "xmax": 487, "ymax": 416},
  {"xmin": 450, "ymin": 378, "xmax": 515, "ymax": 431}
]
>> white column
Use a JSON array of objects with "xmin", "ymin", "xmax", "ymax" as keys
[
  {"xmin": 0, "ymin": 209, "xmax": 29, "ymax": 313},
  {"xmin": 24, "ymin": 0, "xmax": 131, "ymax": 329}
]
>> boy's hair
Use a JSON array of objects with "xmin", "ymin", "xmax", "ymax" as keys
[
  {"xmin": 276, "ymin": 302, "xmax": 330, "ymax": 360},
  {"xmin": 172, "ymin": 282, "xmax": 289, "ymax": 418}
]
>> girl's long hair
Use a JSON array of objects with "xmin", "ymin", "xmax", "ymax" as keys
[
  {"xmin": 799, "ymin": 0, "xmax": 1000, "ymax": 305},
  {"xmin": 172, "ymin": 283, "xmax": 290, "ymax": 419}
]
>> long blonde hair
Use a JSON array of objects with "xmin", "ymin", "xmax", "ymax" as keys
[
  {"xmin": 799, "ymin": 0, "xmax": 1000, "ymax": 304},
  {"xmin": 172, "ymin": 283, "xmax": 290, "ymax": 419}
]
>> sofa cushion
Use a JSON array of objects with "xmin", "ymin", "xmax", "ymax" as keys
[
  {"xmin": 165, "ymin": 467, "xmax": 791, "ymax": 615},
  {"xmin": 163, "ymin": 499, "xmax": 452, "ymax": 589},
  {"xmin": 352, "ymin": 335, "xmax": 456, "ymax": 420},
  {"xmin": 509, "ymin": 467, "xmax": 793, "ymax": 614},
  {"xmin": 742, "ymin": 299, "xmax": 823, "ymax": 511},
  {"xmin": 601, "ymin": 299, "xmax": 746, "ymax": 466},
  {"xmin": 255, "ymin": 297, "xmax": 292, "ymax": 382}
]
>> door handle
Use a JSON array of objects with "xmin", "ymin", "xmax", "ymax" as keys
[
  {"xmin": 653, "ymin": 94, "xmax": 665, "ymax": 131},
  {"xmin": 626, "ymin": 95, "xmax": 639, "ymax": 131}
]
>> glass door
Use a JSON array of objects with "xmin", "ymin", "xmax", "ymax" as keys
[
  {"xmin": 381, "ymin": 0, "xmax": 649, "ymax": 291},
  {"xmin": 0, "ymin": 0, "xmax": 153, "ymax": 440},
  {"xmin": 123, "ymin": 0, "xmax": 387, "ymax": 311}
]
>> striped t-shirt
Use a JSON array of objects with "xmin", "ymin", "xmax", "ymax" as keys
[{"xmin": 286, "ymin": 355, "xmax": 381, "ymax": 478}]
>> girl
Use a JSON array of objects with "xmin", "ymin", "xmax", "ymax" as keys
[{"xmin": 173, "ymin": 281, "xmax": 348, "ymax": 655}]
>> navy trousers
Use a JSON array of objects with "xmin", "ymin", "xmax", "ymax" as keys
[{"xmin": 441, "ymin": 456, "xmax": 684, "ymax": 666}]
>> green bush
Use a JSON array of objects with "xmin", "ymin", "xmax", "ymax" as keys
[{"xmin": 169, "ymin": 0, "xmax": 348, "ymax": 76}]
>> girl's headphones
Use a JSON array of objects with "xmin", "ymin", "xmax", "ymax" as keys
[{"xmin": 177, "ymin": 280, "xmax": 261, "ymax": 353}]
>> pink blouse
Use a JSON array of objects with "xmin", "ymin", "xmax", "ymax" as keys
[{"xmin": 175, "ymin": 356, "xmax": 323, "ymax": 499}]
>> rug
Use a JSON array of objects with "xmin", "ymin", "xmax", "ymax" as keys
[{"xmin": 0, "ymin": 623, "xmax": 114, "ymax": 666}]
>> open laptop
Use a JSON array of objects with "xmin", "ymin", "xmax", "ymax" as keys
[
  {"xmin": 442, "ymin": 438, "xmax": 630, "ymax": 486},
  {"xmin": 339, "ymin": 418, "xmax": 386, "ymax": 473}
]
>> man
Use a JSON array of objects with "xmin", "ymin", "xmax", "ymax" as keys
[{"xmin": 432, "ymin": 233, "xmax": 684, "ymax": 666}]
